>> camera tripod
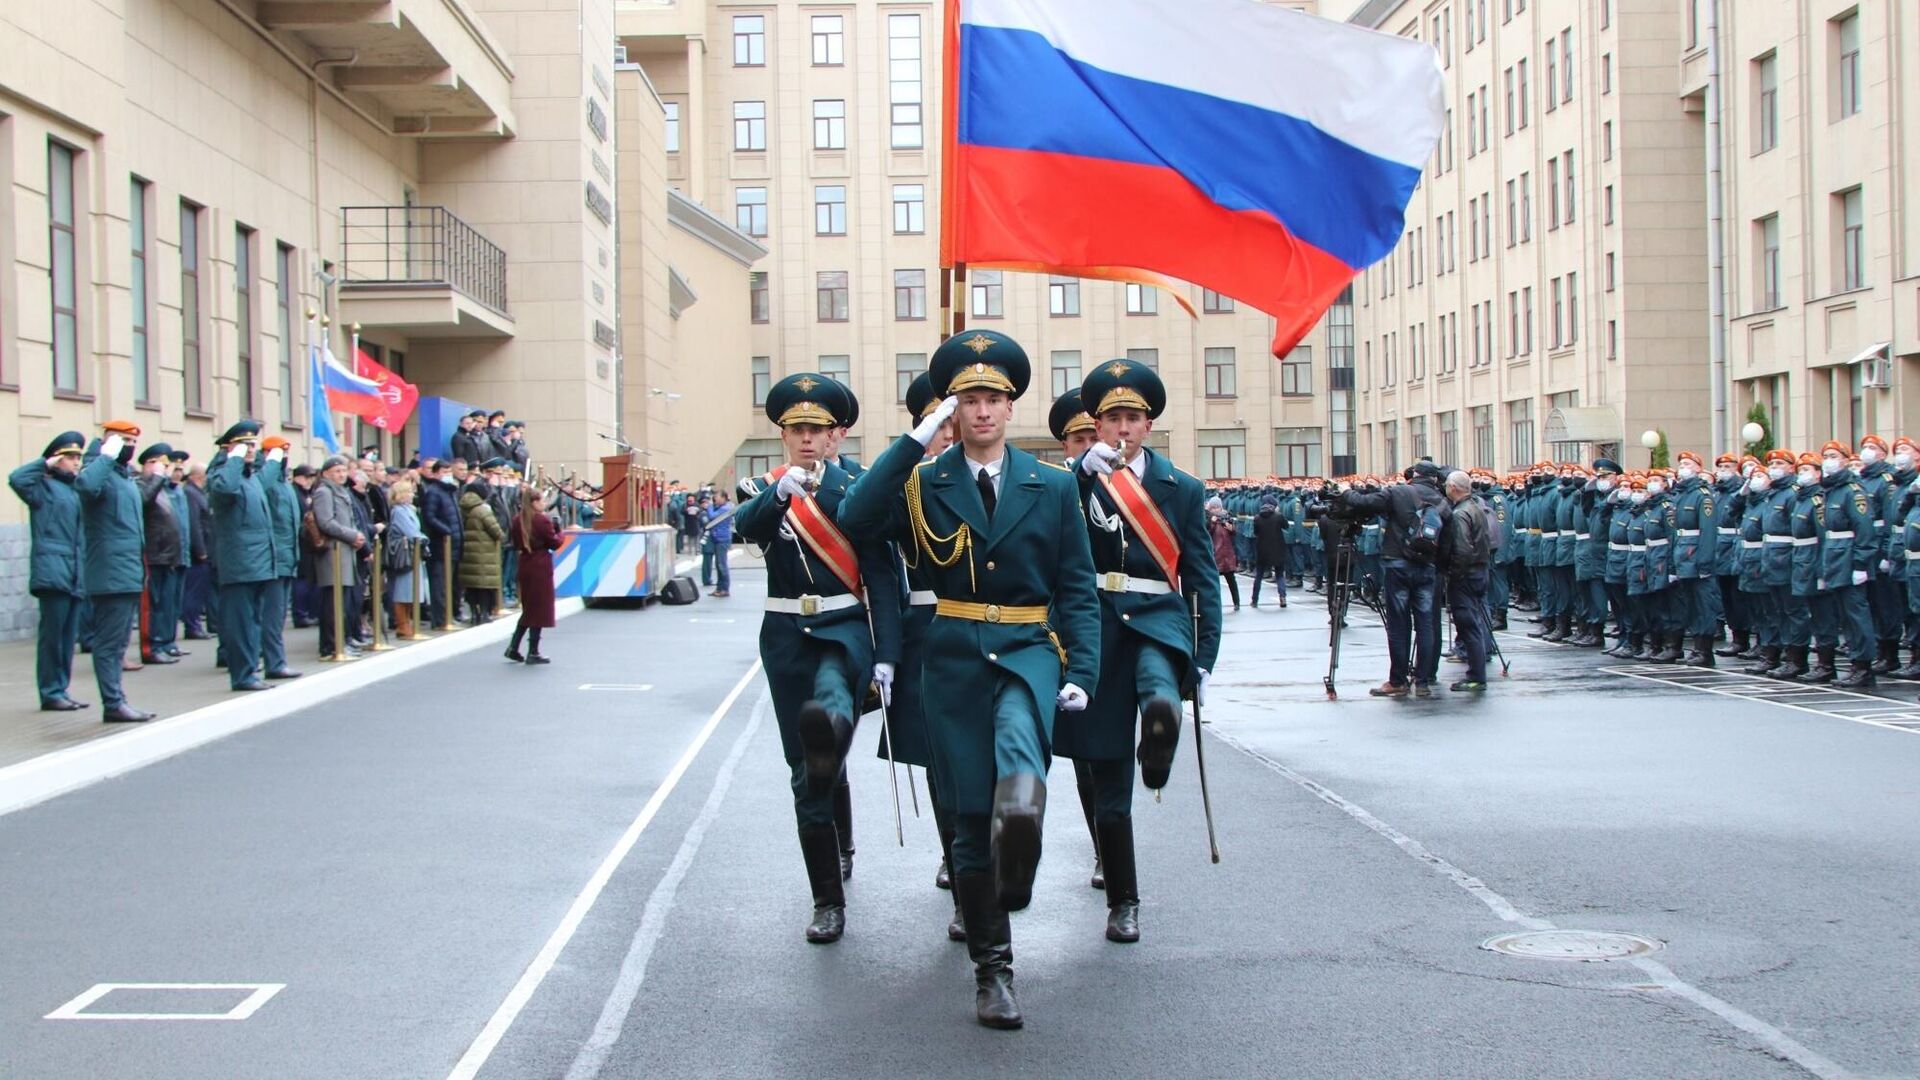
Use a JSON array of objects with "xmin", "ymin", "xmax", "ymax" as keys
[{"xmin": 1322, "ymin": 537, "xmax": 1381, "ymax": 699}]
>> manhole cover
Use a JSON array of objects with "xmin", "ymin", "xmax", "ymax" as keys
[{"xmin": 1482, "ymin": 930, "xmax": 1663, "ymax": 961}]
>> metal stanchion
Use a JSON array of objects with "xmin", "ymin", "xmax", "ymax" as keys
[
  {"xmin": 403, "ymin": 537, "xmax": 426, "ymax": 639},
  {"xmin": 438, "ymin": 535, "xmax": 462, "ymax": 632},
  {"xmin": 321, "ymin": 545, "xmax": 357, "ymax": 663},
  {"xmin": 367, "ymin": 533, "xmax": 393, "ymax": 651}
]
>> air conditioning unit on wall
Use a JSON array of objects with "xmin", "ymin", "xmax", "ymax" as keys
[{"xmin": 1862, "ymin": 347, "xmax": 1892, "ymax": 390}]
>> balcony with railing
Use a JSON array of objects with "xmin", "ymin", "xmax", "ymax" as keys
[{"xmin": 338, "ymin": 206, "xmax": 514, "ymax": 339}]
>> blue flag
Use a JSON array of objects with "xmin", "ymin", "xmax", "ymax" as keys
[{"xmin": 309, "ymin": 343, "xmax": 339, "ymax": 454}]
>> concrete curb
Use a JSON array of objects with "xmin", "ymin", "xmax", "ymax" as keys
[{"xmin": 0, "ymin": 597, "xmax": 587, "ymax": 819}]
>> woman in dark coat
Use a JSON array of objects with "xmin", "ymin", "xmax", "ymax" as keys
[
  {"xmin": 1206, "ymin": 496, "xmax": 1241, "ymax": 611},
  {"xmin": 506, "ymin": 491, "xmax": 563, "ymax": 664}
]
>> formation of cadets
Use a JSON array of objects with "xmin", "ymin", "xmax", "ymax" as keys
[
  {"xmin": 736, "ymin": 331, "xmax": 1221, "ymax": 1030},
  {"xmin": 1203, "ymin": 435, "xmax": 1920, "ymax": 688}
]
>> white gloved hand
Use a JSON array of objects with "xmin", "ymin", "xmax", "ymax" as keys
[
  {"xmin": 44, "ymin": 457, "xmax": 63, "ymax": 470},
  {"xmin": 1879, "ymin": 559, "xmax": 1891, "ymax": 573},
  {"xmin": 775, "ymin": 468, "xmax": 812, "ymax": 502},
  {"xmin": 1079, "ymin": 441, "xmax": 1120, "ymax": 477},
  {"xmin": 910, "ymin": 396, "xmax": 960, "ymax": 447},
  {"xmin": 872, "ymin": 662, "xmax": 894, "ymax": 707},
  {"xmin": 1196, "ymin": 668, "xmax": 1211, "ymax": 707},
  {"xmin": 267, "ymin": 447, "xmax": 286, "ymax": 464},
  {"xmin": 100, "ymin": 435, "xmax": 125, "ymax": 462},
  {"xmin": 1852, "ymin": 569, "xmax": 1869, "ymax": 586},
  {"xmin": 1669, "ymin": 575, "xmax": 1680, "ymax": 585},
  {"xmin": 1056, "ymin": 682, "xmax": 1089, "ymax": 711}
]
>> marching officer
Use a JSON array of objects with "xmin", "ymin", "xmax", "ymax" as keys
[
  {"xmin": 135, "ymin": 443, "xmax": 187, "ymax": 664},
  {"xmin": 11, "ymin": 432, "xmax": 89, "ymax": 710},
  {"xmin": 77, "ymin": 421, "xmax": 155, "ymax": 722},
  {"xmin": 207, "ymin": 420, "xmax": 277, "ymax": 692},
  {"xmin": 257, "ymin": 435, "xmax": 303, "ymax": 681},
  {"xmin": 840, "ymin": 329, "xmax": 1100, "ymax": 1030},
  {"xmin": 1069, "ymin": 359, "xmax": 1222, "ymax": 944},
  {"xmin": 1806, "ymin": 440, "xmax": 1877, "ymax": 687},
  {"xmin": 1049, "ymin": 387, "xmax": 1107, "ymax": 892},
  {"xmin": 1669, "ymin": 451, "xmax": 1722, "ymax": 666},
  {"xmin": 734, "ymin": 374, "xmax": 902, "ymax": 947}
]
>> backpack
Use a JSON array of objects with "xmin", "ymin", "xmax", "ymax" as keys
[{"xmin": 1404, "ymin": 500, "xmax": 1444, "ymax": 566}]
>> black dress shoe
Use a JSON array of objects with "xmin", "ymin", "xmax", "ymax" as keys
[
  {"xmin": 525, "ymin": 653, "xmax": 551, "ymax": 665},
  {"xmin": 166, "ymin": 647, "xmax": 190, "ymax": 658},
  {"xmin": 798, "ymin": 825, "xmax": 846, "ymax": 944},
  {"xmin": 990, "ymin": 774, "xmax": 1046, "ymax": 911},
  {"xmin": 935, "ymin": 857, "xmax": 952, "ymax": 891},
  {"xmin": 265, "ymin": 668, "xmax": 302, "ymax": 680},
  {"xmin": 1136, "ymin": 696, "xmax": 1181, "ymax": 790},
  {"xmin": 103, "ymin": 704, "xmax": 156, "ymax": 723},
  {"xmin": 232, "ymin": 680, "xmax": 271, "ymax": 692},
  {"xmin": 40, "ymin": 697, "xmax": 86, "ymax": 712},
  {"xmin": 1106, "ymin": 900, "xmax": 1141, "ymax": 943},
  {"xmin": 953, "ymin": 874, "xmax": 1021, "ymax": 1030},
  {"xmin": 141, "ymin": 653, "xmax": 180, "ymax": 665},
  {"xmin": 292, "ymin": 619, "xmax": 318, "ymax": 629},
  {"xmin": 183, "ymin": 630, "xmax": 212, "ymax": 640},
  {"xmin": 504, "ymin": 646, "xmax": 525, "ymax": 662}
]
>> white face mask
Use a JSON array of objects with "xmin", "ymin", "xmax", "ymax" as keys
[
  {"xmin": 1822, "ymin": 457, "xmax": 1845, "ymax": 477},
  {"xmin": 1750, "ymin": 474, "xmax": 1771, "ymax": 492},
  {"xmin": 1767, "ymin": 465, "xmax": 1789, "ymax": 481},
  {"xmin": 1677, "ymin": 464, "xmax": 1699, "ymax": 481},
  {"xmin": 1630, "ymin": 492, "xmax": 1648, "ymax": 506},
  {"xmin": 1647, "ymin": 480, "xmax": 1666, "ymax": 496},
  {"xmin": 1716, "ymin": 467, "xmax": 1736, "ymax": 482},
  {"xmin": 1798, "ymin": 469, "xmax": 1820, "ymax": 486},
  {"xmin": 1896, "ymin": 451, "xmax": 1914, "ymax": 470},
  {"xmin": 1596, "ymin": 478, "xmax": 1614, "ymax": 493},
  {"xmin": 1861, "ymin": 447, "xmax": 1882, "ymax": 465}
]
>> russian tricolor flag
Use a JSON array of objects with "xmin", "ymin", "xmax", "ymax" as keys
[
  {"xmin": 943, "ymin": 0, "xmax": 1444, "ymax": 354},
  {"xmin": 318, "ymin": 340, "xmax": 385, "ymax": 416}
]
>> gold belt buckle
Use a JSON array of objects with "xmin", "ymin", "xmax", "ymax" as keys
[
  {"xmin": 1103, "ymin": 571, "xmax": 1128, "ymax": 592},
  {"xmin": 984, "ymin": 604, "xmax": 1002, "ymax": 623},
  {"xmin": 799, "ymin": 594, "xmax": 821, "ymax": 617}
]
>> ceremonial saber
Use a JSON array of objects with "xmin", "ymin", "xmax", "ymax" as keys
[{"xmin": 1191, "ymin": 592, "xmax": 1221, "ymax": 864}]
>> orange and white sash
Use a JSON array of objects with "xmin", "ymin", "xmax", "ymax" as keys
[
  {"xmin": 771, "ymin": 465, "xmax": 863, "ymax": 596},
  {"xmin": 1099, "ymin": 467, "xmax": 1181, "ymax": 596}
]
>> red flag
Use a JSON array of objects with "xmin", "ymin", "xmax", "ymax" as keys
[{"xmin": 352, "ymin": 346, "xmax": 420, "ymax": 432}]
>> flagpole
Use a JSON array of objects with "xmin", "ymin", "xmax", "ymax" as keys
[
  {"xmin": 305, "ymin": 308, "xmax": 318, "ymax": 462},
  {"xmin": 322, "ymin": 314, "xmax": 336, "ymax": 455},
  {"xmin": 350, "ymin": 321, "xmax": 362, "ymax": 459}
]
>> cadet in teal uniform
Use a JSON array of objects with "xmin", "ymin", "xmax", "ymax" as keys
[
  {"xmin": 1780, "ymin": 454, "xmax": 1827, "ymax": 679},
  {"xmin": 840, "ymin": 330, "xmax": 1100, "ymax": 1030},
  {"xmin": 1066, "ymin": 360, "xmax": 1222, "ymax": 945},
  {"xmin": 1667, "ymin": 451, "xmax": 1723, "ymax": 665},
  {"xmin": 735, "ymin": 374, "xmax": 902, "ymax": 946},
  {"xmin": 1048, "ymin": 388, "xmax": 1107, "ymax": 894},
  {"xmin": 256, "ymin": 436, "xmax": 303, "ymax": 680},
  {"xmin": 1899, "ymin": 474, "xmax": 1920, "ymax": 697},
  {"xmin": 1711, "ymin": 454, "xmax": 1752, "ymax": 659},
  {"xmin": 10, "ymin": 432, "xmax": 89, "ymax": 710},
  {"xmin": 207, "ymin": 421, "xmax": 277, "ymax": 692},
  {"xmin": 1601, "ymin": 478, "xmax": 1636, "ymax": 655},
  {"xmin": 1805, "ymin": 440, "xmax": 1877, "ymax": 686},
  {"xmin": 1735, "ymin": 466, "xmax": 1780, "ymax": 673},
  {"xmin": 1572, "ymin": 461, "xmax": 1616, "ymax": 647},
  {"xmin": 76, "ymin": 420, "xmax": 155, "ymax": 722},
  {"xmin": 1622, "ymin": 476, "xmax": 1653, "ymax": 656},
  {"xmin": 1855, "ymin": 435, "xmax": 1900, "ymax": 673},
  {"xmin": 1888, "ymin": 438, "xmax": 1920, "ymax": 678}
]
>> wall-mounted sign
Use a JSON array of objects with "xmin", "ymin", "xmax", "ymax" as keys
[
  {"xmin": 586, "ymin": 97, "xmax": 608, "ymax": 142},
  {"xmin": 593, "ymin": 320, "xmax": 617, "ymax": 349},
  {"xmin": 585, "ymin": 181, "xmax": 613, "ymax": 225},
  {"xmin": 592, "ymin": 149, "xmax": 612, "ymax": 183}
]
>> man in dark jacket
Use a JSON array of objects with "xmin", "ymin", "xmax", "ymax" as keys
[
  {"xmin": 257, "ymin": 437, "xmax": 302, "ymax": 680},
  {"xmin": 1341, "ymin": 463, "xmax": 1452, "ymax": 697},
  {"xmin": 417, "ymin": 459, "xmax": 462, "ymax": 628},
  {"xmin": 11, "ymin": 432, "xmax": 89, "ymax": 710},
  {"xmin": 136, "ymin": 443, "xmax": 187, "ymax": 664},
  {"xmin": 449, "ymin": 410, "xmax": 490, "ymax": 468},
  {"xmin": 292, "ymin": 465, "xmax": 320, "ymax": 627},
  {"xmin": 1251, "ymin": 494, "xmax": 1289, "ymax": 609},
  {"xmin": 207, "ymin": 421, "xmax": 276, "ymax": 692},
  {"xmin": 181, "ymin": 464, "xmax": 214, "ymax": 638},
  {"xmin": 1443, "ymin": 471, "xmax": 1494, "ymax": 692},
  {"xmin": 77, "ymin": 420, "xmax": 156, "ymax": 722}
]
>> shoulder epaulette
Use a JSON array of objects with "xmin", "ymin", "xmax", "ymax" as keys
[{"xmin": 1038, "ymin": 460, "xmax": 1071, "ymax": 473}]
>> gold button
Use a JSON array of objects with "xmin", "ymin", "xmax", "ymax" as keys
[
  {"xmin": 984, "ymin": 604, "xmax": 1002, "ymax": 623},
  {"xmin": 986, "ymin": 561, "xmax": 997, "ymax": 571}
]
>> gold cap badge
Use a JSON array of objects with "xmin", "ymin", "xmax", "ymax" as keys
[{"xmin": 963, "ymin": 333, "xmax": 995, "ymax": 355}]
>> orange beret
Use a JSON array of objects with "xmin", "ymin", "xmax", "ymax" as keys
[
  {"xmin": 1676, "ymin": 450, "xmax": 1705, "ymax": 468},
  {"xmin": 1894, "ymin": 436, "xmax": 1920, "ymax": 454},
  {"xmin": 103, "ymin": 420, "xmax": 141, "ymax": 437},
  {"xmin": 261, "ymin": 436, "xmax": 290, "ymax": 452},
  {"xmin": 1799, "ymin": 451, "xmax": 1823, "ymax": 468},
  {"xmin": 1765, "ymin": 449, "xmax": 1797, "ymax": 466},
  {"xmin": 1715, "ymin": 452, "xmax": 1740, "ymax": 467},
  {"xmin": 1821, "ymin": 440, "xmax": 1852, "ymax": 458},
  {"xmin": 1859, "ymin": 434, "xmax": 1888, "ymax": 453}
]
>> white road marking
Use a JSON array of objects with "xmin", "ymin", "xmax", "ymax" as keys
[
  {"xmin": 1601, "ymin": 666, "xmax": 1920, "ymax": 737},
  {"xmin": 687, "ymin": 618, "xmax": 736, "ymax": 624},
  {"xmin": 45, "ymin": 983, "xmax": 284, "ymax": 1021},
  {"xmin": 1216, "ymin": 730, "xmax": 1860, "ymax": 1080},
  {"xmin": 445, "ymin": 659, "xmax": 763, "ymax": 1080},
  {"xmin": 577, "ymin": 684, "xmax": 654, "ymax": 692},
  {"xmin": 563, "ymin": 688, "xmax": 770, "ymax": 1080}
]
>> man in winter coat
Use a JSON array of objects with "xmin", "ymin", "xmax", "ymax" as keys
[
  {"xmin": 11, "ymin": 432, "xmax": 89, "ymax": 710},
  {"xmin": 77, "ymin": 420, "xmax": 156, "ymax": 722},
  {"xmin": 135, "ymin": 443, "xmax": 187, "ymax": 664},
  {"xmin": 1252, "ymin": 494, "xmax": 1289, "ymax": 609},
  {"xmin": 207, "ymin": 421, "xmax": 278, "ymax": 691},
  {"xmin": 257, "ymin": 436, "xmax": 302, "ymax": 680},
  {"xmin": 310, "ymin": 456, "xmax": 367, "ymax": 658}
]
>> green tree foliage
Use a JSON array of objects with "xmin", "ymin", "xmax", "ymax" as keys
[
  {"xmin": 1650, "ymin": 430, "xmax": 1671, "ymax": 471},
  {"xmin": 1743, "ymin": 403, "xmax": 1773, "ymax": 459}
]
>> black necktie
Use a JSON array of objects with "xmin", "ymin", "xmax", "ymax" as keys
[{"xmin": 976, "ymin": 468, "xmax": 997, "ymax": 520}]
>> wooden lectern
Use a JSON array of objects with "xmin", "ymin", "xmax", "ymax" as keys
[{"xmin": 595, "ymin": 454, "xmax": 665, "ymax": 530}]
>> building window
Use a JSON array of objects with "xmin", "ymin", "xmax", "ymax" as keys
[
  {"xmin": 1547, "ymin": 158, "xmax": 1560, "ymax": 229},
  {"xmin": 1126, "ymin": 347, "xmax": 1159, "ymax": 371},
  {"xmin": 1520, "ymin": 172, "xmax": 1531, "ymax": 240},
  {"xmin": 1508, "ymin": 398, "xmax": 1534, "ymax": 467},
  {"xmin": 1603, "ymin": 121, "xmax": 1613, "ymax": 161},
  {"xmin": 734, "ymin": 187, "xmax": 767, "ymax": 237},
  {"xmin": 1274, "ymin": 428, "xmax": 1322, "ymax": 478},
  {"xmin": 1755, "ymin": 53, "xmax": 1778, "ymax": 152},
  {"xmin": 812, "ymin": 100, "xmax": 847, "ymax": 150},
  {"xmin": 1281, "ymin": 344, "xmax": 1313, "ymax": 396},
  {"xmin": 1465, "ymin": 91, "xmax": 1476, "ymax": 156},
  {"xmin": 1049, "ymin": 350, "xmax": 1081, "ymax": 397},
  {"xmin": 737, "ymin": 438, "xmax": 781, "ymax": 481},
  {"xmin": 811, "ymin": 15, "xmax": 844, "ymax": 65},
  {"xmin": 814, "ymin": 185, "xmax": 847, "ymax": 235},
  {"xmin": 733, "ymin": 101, "xmax": 766, "ymax": 151},
  {"xmin": 819, "ymin": 354, "xmax": 850, "ymax": 386},
  {"xmin": 663, "ymin": 102, "xmax": 680, "ymax": 153},
  {"xmin": 892, "ymin": 184, "xmax": 925, "ymax": 234},
  {"xmin": 1607, "ymin": 319, "xmax": 1619, "ymax": 360},
  {"xmin": 1503, "ymin": 66, "xmax": 1515, "ymax": 135},
  {"xmin": 970, "ymin": 269, "xmax": 1003, "ymax": 318},
  {"xmin": 48, "ymin": 142, "xmax": 80, "ymax": 394},
  {"xmin": 1561, "ymin": 29, "xmax": 1574, "ymax": 103},
  {"xmin": 816, "ymin": 271, "xmax": 849, "ymax": 321},
  {"xmin": 751, "ymin": 356, "xmax": 771, "ymax": 406},
  {"xmin": 733, "ymin": 14, "xmax": 765, "ymax": 66},
  {"xmin": 894, "ymin": 269, "xmax": 926, "ymax": 320},
  {"xmin": 1834, "ymin": 12, "xmax": 1861, "ymax": 120},
  {"xmin": 131, "ymin": 178, "xmax": 152, "ymax": 405},
  {"xmin": 235, "ymin": 226, "xmax": 255, "ymax": 413},
  {"xmin": 1125, "ymin": 282, "xmax": 1157, "ymax": 315},
  {"xmin": 1567, "ymin": 271, "xmax": 1578, "ymax": 342},
  {"xmin": 750, "ymin": 271, "xmax": 770, "ymax": 323},
  {"xmin": 1563, "ymin": 151, "xmax": 1576, "ymax": 223},
  {"xmin": 889, "ymin": 14, "xmax": 925, "ymax": 148},
  {"xmin": 1602, "ymin": 52, "xmax": 1612, "ymax": 94},
  {"xmin": 1047, "ymin": 275, "xmax": 1079, "ymax": 317},
  {"xmin": 1837, "ymin": 188, "xmax": 1865, "ymax": 291},
  {"xmin": 1383, "ymin": 421, "xmax": 1398, "ymax": 470},
  {"xmin": 180, "ymin": 200, "xmax": 204, "ymax": 412},
  {"xmin": 275, "ymin": 243, "xmax": 295, "ymax": 424},
  {"xmin": 1545, "ymin": 47, "xmax": 1557, "ymax": 113},
  {"xmin": 1605, "ymin": 251, "xmax": 1617, "ymax": 292},
  {"xmin": 1687, "ymin": 0, "xmax": 1701, "ymax": 48},
  {"xmin": 1204, "ymin": 347, "xmax": 1237, "ymax": 398},
  {"xmin": 1472, "ymin": 405, "xmax": 1494, "ymax": 468},
  {"xmin": 1605, "ymin": 184, "xmax": 1615, "ymax": 225},
  {"xmin": 1202, "ymin": 288, "xmax": 1234, "ymax": 313},
  {"xmin": 895, "ymin": 353, "xmax": 924, "ymax": 403},
  {"xmin": 1409, "ymin": 415, "xmax": 1429, "ymax": 460},
  {"xmin": 1197, "ymin": 429, "xmax": 1246, "ymax": 481},
  {"xmin": 1757, "ymin": 214, "xmax": 1781, "ymax": 309}
]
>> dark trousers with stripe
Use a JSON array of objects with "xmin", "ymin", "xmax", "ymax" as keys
[{"xmin": 34, "ymin": 590, "xmax": 82, "ymax": 703}]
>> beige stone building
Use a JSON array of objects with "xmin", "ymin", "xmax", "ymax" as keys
[
  {"xmin": 617, "ymin": 0, "xmax": 1337, "ymax": 488},
  {"xmin": 1329, "ymin": 0, "xmax": 1920, "ymax": 473}
]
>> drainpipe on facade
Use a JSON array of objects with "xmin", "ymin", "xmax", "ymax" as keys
[{"xmin": 1705, "ymin": 0, "xmax": 1729, "ymax": 452}]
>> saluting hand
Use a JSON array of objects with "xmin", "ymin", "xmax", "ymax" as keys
[
  {"xmin": 100, "ymin": 434, "xmax": 125, "ymax": 462},
  {"xmin": 910, "ymin": 396, "xmax": 960, "ymax": 448},
  {"xmin": 1056, "ymin": 682, "xmax": 1089, "ymax": 711},
  {"xmin": 1079, "ymin": 441, "xmax": 1120, "ymax": 477}
]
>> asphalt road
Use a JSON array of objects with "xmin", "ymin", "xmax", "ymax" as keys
[{"xmin": 1, "ymin": 568, "xmax": 1915, "ymax": 1079}]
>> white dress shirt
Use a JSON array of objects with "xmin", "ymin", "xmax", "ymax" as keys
[{"xmin": 964, "ymin": 455, "xmax": 1005, "ymax": 498}]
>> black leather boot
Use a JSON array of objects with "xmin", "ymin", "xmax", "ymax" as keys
[
  {"xmin": 1767, "ymin": 645, "xmax": 1809, "ymax": 680},
  {"xmin": 1096, "ymin": 817, "xmax": 1140, "ymax": 943},
  {"xmin": 834, "ymin": 777, "xmax": 854, "ymax": 881},
  {"xmin": 953, "ymin": 874, "xmax": 1021, "ymax": 1029},
  {"xmin": 1073, "ymin": 762, "xmax": 1103, "ymax": 889},
  {"xmin": 936, "ymin": 820, "xmax": 964, "ymax": 941},
  {"xmin": 1715, "ymin": 630, "xmax": 1749, "ymax": 658},
  {"xmin": 1890, "ymin": 645, "xmax": 1920, "ymax": 680},
  {"xmin": 797, "ymin": 701, "xmax": 855, "ymax": 788},
  {"xmin": 1569, "ymin": 621, "xmax": 1598, "ymax": 647},
  {"xmin": 1872, "ymin": 639, "xmax": 1899, "ymax": 675},
  {"xmin": 1797, "ymin": 646, "xmax": 1837, "ymax": 684},
  {"xmin": 1651, "ymin": 632, "xmax": 1683, "ymax": 664},
  {"xmin": 1629, "ymin": 633, "xmax": 1653, "ymax": 661},
  {"xmin": 1528, "ymin": 615, "xmax": 1556, "ymax": 638},
  {"xmin": 1136, "ymin": 696, "xmax": 1181, "ymax": 791},
  {"xmin": 1682, "ymin": 635, "xmax": 1715, "ymax": 668},
  {"xmin": 798, "ymin": 825, "xmax": 846, "ymax": 944},
  {"xmin": 1835, "ymin": 658, "xmax": 1876, "ymax": 689},
  {"xmin": 990, "ymin": 774, "xmax": 1046, "ymax": 912},
  {"xmin": 1741, "ymin": 645, "xmax": 1780, "ymax": 675}
]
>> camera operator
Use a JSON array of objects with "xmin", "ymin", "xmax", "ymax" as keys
[
  {"xmin": 1442, "ymin": 471, "xmax": 1493, "ymax": 692},
  {"xmin": 1300, "ymin": 483, "xmax": 1354, "ymax": 627},
  {"xmin": 1338, "ymin": 462, "xmax": 1451, "ymax": 698}
]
